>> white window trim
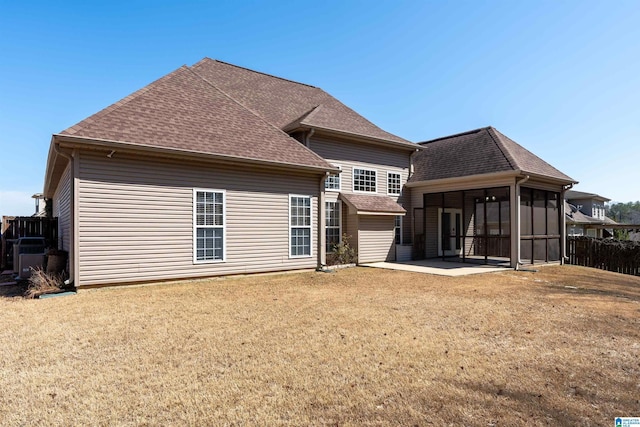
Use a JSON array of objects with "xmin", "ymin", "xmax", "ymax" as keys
[
  {"xmin": 325, "ymin": 164, "xmax": 342, "ymax": 192},
  {"xmin": 325, "ymin": 200, "xmax": 342, "ymax": 253},
  {"xmin": 352, "ymin": 167, "xmax": 378, "ymax": 194},
  {"xmin": 387, "ymin": 171, "xmax": 401, "ymax": 196},
  {"xmin": 289, "ymin": 194, "xmax": 313, "ymax": 259},
  {"xmin": 193, "ymin": 188, "xmax": 226, "ymax": 264}
]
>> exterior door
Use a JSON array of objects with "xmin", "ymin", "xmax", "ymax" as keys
[{"xmin": 438, "ymin": 209, "xmax": 462, "ymax": 256}]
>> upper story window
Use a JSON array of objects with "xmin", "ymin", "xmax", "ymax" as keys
[
  {"xmin": 193, "ymin": 189, "xmax": 225, "ymax": 263},
  {"xmin": 593, "ymin": 204, "xmax": 604, "ymax": 219},
  {"xmin": 353, "ymin": 168, "xmax": 377, "ymax": 193},
  {"xmin": 387, "ymin": 172, "xmax": 401, "ymax": 196},
  {"xmin": 325, "ymin": 165, "xmax": 341, "ymax": 191}
]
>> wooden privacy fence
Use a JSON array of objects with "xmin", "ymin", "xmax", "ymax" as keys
[
  {"xmin": 567, "ymin": 236, "xmax": 640, "ymax": 276},
  {"xmin": 1, "ymin": 217, "xmax": 58, "ymax": 270}
]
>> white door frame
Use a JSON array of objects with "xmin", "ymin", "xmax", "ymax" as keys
[{"xmin": 437, "ymin": 208, "xmax": 462, "ymax": 256}]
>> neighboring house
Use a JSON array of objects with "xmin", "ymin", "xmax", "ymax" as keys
[
  {"xmin": 31, "ymin": 193, "xmax": 47, "ymax": 217},
  {"xmin": 43, "ymin": 59, "xmax": 575, "ymax": 288},
  {"xmin": 565, "ymin": 190, "xmax": 616, "ymax": 238},
  {"xmin": 43, "ymin": 59, "xmax": 415, "ymax": 287}
]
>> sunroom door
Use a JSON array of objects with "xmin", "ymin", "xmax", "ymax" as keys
[{"xmin": 438, "ymin": 209, "xmax": 462, "ymax": 256}]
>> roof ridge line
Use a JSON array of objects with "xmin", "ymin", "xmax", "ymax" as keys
[
  {"xmin": 204, "ymin": 58, "xmax": 319, "ymax": 89},
  {"xmin": 417, "ymin": 126, "xmax": 490, "ymax": 145},
  {"xmin": 187, "ymin": 66, "xmax": 333, "ymax": 167},
  {"xmin": 62, "ymin": 65, "xmax": 190, "ymax": 135},
  {"xmin": 486, "ymin": 127, "xmax": 518, "ymax": 170}
]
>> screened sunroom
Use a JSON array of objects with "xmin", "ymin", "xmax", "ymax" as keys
[{"xmin": 406, "ymin": 126, "xmax": 576, "ymax": 268}]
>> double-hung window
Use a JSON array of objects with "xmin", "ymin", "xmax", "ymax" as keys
[
  {"xmin": 325, "ymin": 201, "xmax": 341, "ymax": 252},
  {"xmin": 325, "ymin": 165, "xmax": 341, "ymax": 191},
  {"xmin": 353, "ymin": 168, "xmax": 377, "ymax": 193},
  {"xmin": 290, "ymin": 195, "xmax": 312, "ymax": 257},
  {"xmin": 387, "ymin": 172, "xmax": 401, "ymax": 196},
  {"xmin": 193, "ymin": 189, "xmax": 225, "ymax": 263}
]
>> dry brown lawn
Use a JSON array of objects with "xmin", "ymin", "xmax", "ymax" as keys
[{"xmin": 0, "ymin": 265, "xmax": 638, "ymax": 426}]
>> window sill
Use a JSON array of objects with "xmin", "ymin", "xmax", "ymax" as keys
[{"xmin": 193, "ymin": 259, "xmax": 226, "ymax": 265}]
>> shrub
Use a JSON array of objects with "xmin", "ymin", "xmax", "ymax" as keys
[
  {"xmin": 326, "ymin": 233, "xmax": 357, "ymax": 265},
  {"xmin": 25, "ymin": 267, "xmax": 66, "ymax": 299}
]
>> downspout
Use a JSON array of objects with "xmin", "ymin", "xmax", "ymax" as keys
[
  {"xmin": 318, "ymin": 171, "xmax": 328, "ymax": 270},
  {"xmin": 305, "ymin": 128, "xmax": 315, "ymax": 148},
  {"xmin": 560, "ymin": 182, "xmax": 574, "ymax": 264},
  {"xmin": 514, "ymin": 175, "xmax": 530, "ymax": 270},
  {"xmin": 409, "ymin": 148, "xmax": 419, "ymax": 179},
  {"xmin": 53, "ymin": 142, "xmax": 76, "ymax": 287}
]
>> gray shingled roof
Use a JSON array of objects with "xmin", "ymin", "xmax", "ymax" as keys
[
  {"xmin": 58, "ymin": 58, "xmax": 413, "ymax": 169},
  {"xmin": 191, "ymin": 58, "xmax": 414, "ymax": 147},
  {"xmin": 565, "ymin": 201, "xmax": 618, "ymax": 225},
  {"xmin": 59, "ymin": 65, "xmax": 332, "ymax": 170},
  {"xmin": 565, "ymin": 202, "xmax": 600, "ymax": 224},
  {"xmin": 340, "ymin": 193, "xmax": 406, "ymax": 214},
  {"xmin": 565, "ymin": 190, "xmax": 610, "ymax": 202},
  {"xmin": 409, "ymin": 127, "xmax": 575, "ymax": 183}
]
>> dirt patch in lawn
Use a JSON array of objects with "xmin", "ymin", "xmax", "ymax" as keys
[{"xmin": 0, "ymin": 265, "xmax": 638, "ymax": 425}]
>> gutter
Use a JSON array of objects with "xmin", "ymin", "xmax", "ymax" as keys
[
  {"xmin": 293, "ymin": 124, "xmax": 418, "ymax": 151},
  {"xmin": 53, "ymin": 134, "xmax": 339, "ymax": 175}
]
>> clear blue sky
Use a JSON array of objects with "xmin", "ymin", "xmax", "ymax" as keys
[{"xmin": 1, "ymin": 0, "xmax": 639, "ymax": 218}]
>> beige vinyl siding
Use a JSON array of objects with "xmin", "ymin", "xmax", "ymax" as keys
[
  {"xmin": 345, "ymin": 212, "xmax": 359, "ymax": 254},
  {"xmin": 357, "ymin": 216, "xmax": 395, "ymax": 263},
  {"xmin": 53, "ymin": 163, "xmax": 72, "ymax": 251},
  {"xmin": 76, "ymin": 152, "xmax": 320, "ymax": 286},
  {"xmin": 310, "ymin": 136, "xmax": 412, "ymax": 260},
  {"xmin": 309, "ymin": 136, "xmax": 410, "ymax": 197}
]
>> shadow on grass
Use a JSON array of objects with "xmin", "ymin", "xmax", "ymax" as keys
[
  {"xmin": 0, "ymin": 284, "xmax": 26, "ymax": 298},
  {"xmin": 446, "ymin": 378, "xmax": 622, "ymax": 426},
  {"xmin": 0, "ymin": 269, "xmax": 23, "ymax": 297},
  {"xmin": 533, "ymin": 267, "xmax": 640, "ymax": 303}
]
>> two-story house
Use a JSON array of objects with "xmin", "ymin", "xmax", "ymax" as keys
[
  {"xmin": 43, "ymin": 59, "xmax": 416, "ymax": 287},
  {"xmin": 43, "ymin": 59, "xmax": 575, "ymax": 288},
  {"xmin": 565, "ymin": 190, "xmax": 617, "ymax": 237}
]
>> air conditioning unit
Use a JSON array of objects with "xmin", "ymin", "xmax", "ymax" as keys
[
  {"xmin": 13, "ymin": 237, "xmax": 46, "ymax": 279},
  {"xmin": 18, "ymin": 253, "xmax": 45, "ymax": 280}
]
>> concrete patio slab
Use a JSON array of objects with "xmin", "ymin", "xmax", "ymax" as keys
[{"xmin": 360, "ymin": 259, "xmax": 511, "ymax": 276}]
